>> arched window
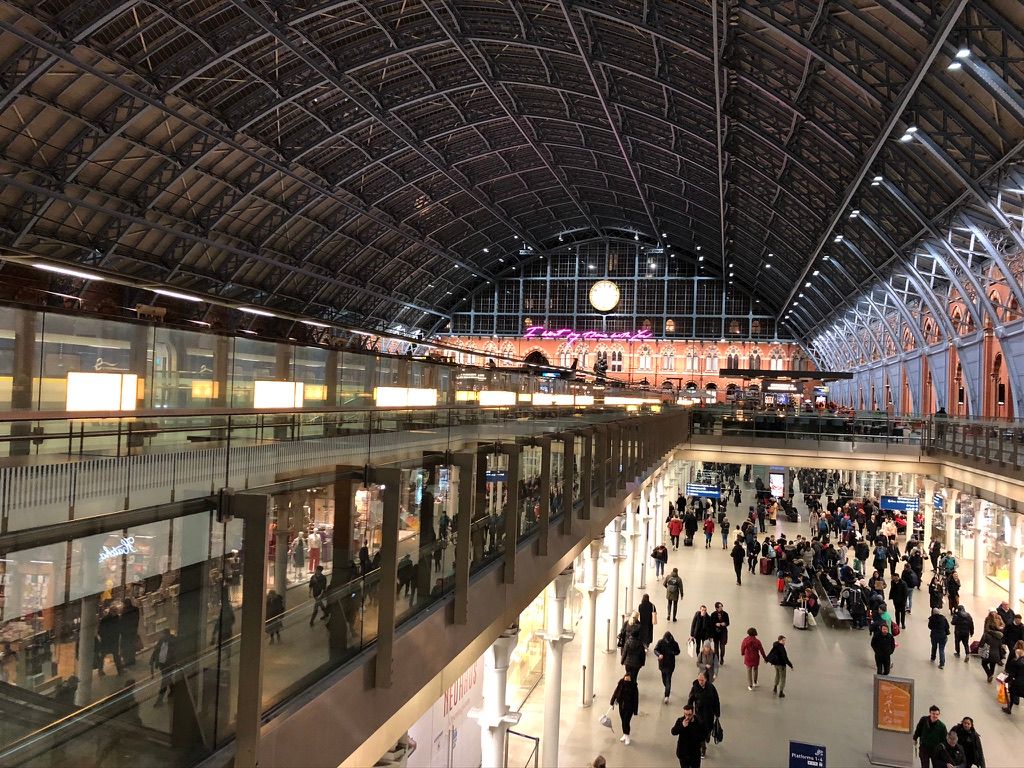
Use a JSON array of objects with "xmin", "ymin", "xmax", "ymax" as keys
[
  {"xmin": 500, "ymin": 341, "xmax": 516, "ymax": 363},
  {"xmin": 749, "ymin": 348, "xmax": 762, "ymax": 370},
  {"xmin": 661, "ymin": 347, "xmax": 675, "ymax": 372},
  {"xmin": 636, "ymin": 345, "xmax": 653, "ymax": 372},
  {"xmin": 558, "ymin": 344, "xmax": 575, "ymax": 368},
  {"xmin": 685, "ymin": 348, "xmax": 699, "ymax": 372},
  {"xmin": 726, "ymin": 347, "xmax": 740, "ymax": 369},
  {"xmin": 705, "ymin": 348, "xmax": 719, "ymax": 372},
  {"xmin": 610, "ymin": 347, "xmax": 624, "ymax": 372},
  {"xmin": 665, "ymin": 319, "xmax": 676, "ymax": 333},
  {"xmin": 769, "ymin": 347, "xmax": 785, "ymax": 371}
]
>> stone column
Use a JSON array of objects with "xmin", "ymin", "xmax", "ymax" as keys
[
  {"xmin": 654, "ymin": 477, "xmax": 665, "ymax": 549},
  {"xmin": 605, "ymin": 515, "xmax": 624, "ymax": 653},
  {"xmin": 540, "ymin": 568, "xmax": 574, "ymax": 768},
  {"xmin": 943, "ymin": 488, "xmax": 960, "ymax": 555},
  {"xmin": 625, "ymin": 503, "xmax": 638, "ymax": 612},
  {"xmin": 921, "ymin": 478, "xmax": 937, "ymax": 546},
  {"xmin": 74, "ymin": 547, "xmax": 100, "ymax": 706},
  {"xmin": 638, "ymin": 490, "xmax": 651, "ymax": 590},
  {"xmin": 973, "ymin": 506, "xmax": 986, "ymax": 597},
  {"xmin": 580, "ymin": 540, "xmax": 603, "ymax": 707},
  {"xmin": 470, "ymin": 626, "xmax": 521, "ymax": 768}
]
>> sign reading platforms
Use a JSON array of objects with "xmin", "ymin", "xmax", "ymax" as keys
[
  {"xmin": 789, "ymin": 741, "xmax": 826, "ymax": 768},
  {"xmin": 685, "ymin": 483, "xmax": 721, "ymax": 499},
  {"xmin": 880, "ymin": 496, "xmax": 920, "ymax": 513}
]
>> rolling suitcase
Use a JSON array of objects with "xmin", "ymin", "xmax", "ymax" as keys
[
  {"xmin": 683, "ymin": 536, "xmax": 694, "ymax": 547},
  {"xmin": 759, "ymin": 557, "xmax": 772, "ymax": 575},
  {"xmin": 793, "ymin": 607, "xmax": 809, "ymax": 630}
]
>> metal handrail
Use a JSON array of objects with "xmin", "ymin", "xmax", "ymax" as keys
[{"xmin": 505, "ymin": 729, "xmax": 540, "ymax": 768}]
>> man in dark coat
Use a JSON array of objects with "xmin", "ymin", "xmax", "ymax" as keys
[{"xmin": 672, "ymin": 704, "xmax": 705, "ymax": 768}]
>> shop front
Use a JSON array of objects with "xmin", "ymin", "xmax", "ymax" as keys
[
  {"xmin": 985, "ymin": 508, "xmax": 1023, "ymax": 605},
  {"xmin": 405, "ymin": 657, "xmax": 484, "ymax": 768}
]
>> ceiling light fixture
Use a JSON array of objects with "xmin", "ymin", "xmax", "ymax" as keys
[
  {"xmin": 834, "ymin": 235, "xmax": 844, "ymax": 243},
  {"xmin": 152, "ymin": 288, "xmax": 203, "ymax": 302},
  {"xmin": 947, "ymin": 60, "xmax": 962, "ymax": 71},
  {"xmin": 238, "ymin": 307, "xmax": 276, "ymax": 317},
  {"xmin": 32, "ymin": 263, "xmax": 104, "ymax": 281},
  {"xmin": 812, "ymin": 270, "xmax": 820, "ymax": 276},
  {"xmin": 301, "ymin": 319, "xmax": 330, "ymax": 328},
  {"xmin": 955, "ymin": 44, "xmax": 970, "ymax": 59}
]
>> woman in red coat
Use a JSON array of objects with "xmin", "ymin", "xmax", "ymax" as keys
[{"xmin": 739, "ymin": 627, "xmax": 768, "ymax": 691}]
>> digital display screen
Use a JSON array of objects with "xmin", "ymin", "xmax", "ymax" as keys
[{"xmin": 769, "ymin": 472, "xmax": 785, "ymax": 499}]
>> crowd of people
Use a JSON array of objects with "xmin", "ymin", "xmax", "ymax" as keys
[{"xmin": 591, "ymin": 465, "xmax": 1019, "ymax": 768}]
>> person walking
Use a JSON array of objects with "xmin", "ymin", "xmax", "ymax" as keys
[
  {"xmin": 610, "ymin": 672, "xmax": 639, "ymax": 746},
  {"xmin": 766, "ymin": 635, "xmax": 794, "ymax": 697},
  {"xmin": 266, "ymin": 590, "xmax": 285, "ymax": 644},
  {"xmin": 746, "ymin": 536, "xmax": 759, "ymax": 574},
  {"xmin": 711, "ymin": 602, "xmax": 730, "ymax": 664},
  {"xmin": 946, "ymin": 570, "xmax": 962, "ymax": 613},
  {"xmin": 695, "ymin": 640, "xmax": 719, "ymax": 683},
  {"xmin": 668, "ymin": 516, "xmax": 684, "ymax": 550},
  {"xmin": 931, "ymin": 731, "xmax": 965, "ymax": 768},
  {"xmin": 730, "ymin": 539, "xmax": 745, "ymax": 586},
  {"xmin": 889, "ymin": 573, "xmax": 909, "ymax": 630},
  {"xmin": 150, "ymin": 629, "xmax": 177, "ymax": 707},
  {"xmin": 1002, "ymin": 640, "xmax": 1024, "ymax": 715},
  {"xmin": 950, "ymin": 716, "xmax": 985, "ymax": 768},
  {"xmin": 951, "ymin": 605, "xmax": 974, "ymax": 661},
  {"xmin": 620, "ymin": 627, "xmax": 647, "ymax": 682},
  {"xmin": 655, "ymin": 631, "xmax": 682, "ymax": 703},
  {"xmin": 686, "ymin": 671, "xmax": 720, "ymax": 760},
  {"xmin": 980, "ymin": 615, "xmax": 1004, "ymax": 683},
  {"xmin": 928, "ymin": 608, "xmax": 950, "ymax": 669},
  {"xmin": 703, "ymin": 516, "xmax": 715, "ymax": 549},
  {"xmin": 671, "ymin": 704, "xmax": 705, "ymax": 768},
  {"xmin": 912, "ymin": 705, "xmax": 947, "ymax": 768},
  {"xmin": 689, "ymin": 605, "xmax": 715, "ymax": 652},
  {"xmin": 871, "ymin": 622, "xmax": 897, "ymax": 675},
  {"xmin": 664, "ymin": 568, "xmax": 683, "ymax": 622},
  {"xmin": 740, "ymin": 627, "xmax": 767, "ymax": 691},
  {"xmin": 309, "ymin": 565, "xmax": 328, "ymax": 625},
  {"xmin": 652, "ymin": 543, "xmax": 669, "ymax": 577},
  {"xmin": 638, "ymin": 594, "xmax": 657, "ymax": 648}
]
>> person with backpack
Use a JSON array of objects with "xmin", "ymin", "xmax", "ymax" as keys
[
  {"xmin": 655, "ymin": 631, "xmax": 682, "ymax": 703},
  {"xmin": 664, "ymin": 568, "xmax": 683, "ymax": 622},
  {"xmin": 765, "ymin": 635, "xmax": 794, "ymax": 697},
  {"xmin": 720, "ymin": 518, "xmax": 730, "ymax": 549},
  {"xmin": 652, "ymin": 543, "xmax": 669, "ymax": 577},
  {"xmin": 871, "ymin": 622, "xmax": 897, "ymax": 675},
  {"xmin": 621, "ymin": 627, "xmax": 647, "ymax": 682},
  {"xmin": 928, "ymin": 608, "xmax": 950, "ymax": 669},
  {"xmin": 610, "ymin": 672, "xmax": 639, "ymax": 746},
  {"xmin": 951, "ymin": 605, "xmax": 974, "ymax": 661}
]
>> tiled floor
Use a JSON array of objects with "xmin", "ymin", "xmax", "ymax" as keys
[{"xmin": 509, "ymin": 493, "xmax": 1024, "ymax": 768}]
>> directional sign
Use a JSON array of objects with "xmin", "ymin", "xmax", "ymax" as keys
[
  {"xmin": 880, "ymin": 496, "xmax": 920, "ymax": 513},
  {"xmin": 789, "ymin": 741, "xmax": 826, "ymax": 768},
  {"xmin": 933, "ymin": 494, "xmax": 944, "ymax": 510},
  {"xmin": 485, "ymin": 470, "xmax": 507, "ymax": 483},
  {"xmin": 685, "ymin": 483, "xmax": 721, "ymax": 499}
]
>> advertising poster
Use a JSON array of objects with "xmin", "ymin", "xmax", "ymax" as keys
[
  {"xmin": 407, "ymin": 657, "xmax": 484, "ymax": 768},
  {"xmin": 769, "ymin": 472, "xmax": 785, "ymax": 499},
  {"xmin": 875, "ymin": 677, "xmax": 913, "ymax": 733}
]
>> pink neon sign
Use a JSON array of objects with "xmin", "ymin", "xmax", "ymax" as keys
[{"xmin": 522, "ymin": 326, "xmax": 654, "ymax": 343}]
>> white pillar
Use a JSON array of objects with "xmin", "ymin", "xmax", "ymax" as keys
[
  {"xmin": 470, "ymin": 626, "xmax": 521, "ymax": 768},
  {"xmin": 653, "ymin": 477, "xmax": 665, "ymax": 549},
  {"xmin": 541, "ymin": 569, "xmax": 574, "ymax": 768},
  {"xmin": 638, "ymin": 489, "xmax": 651, "ymax": 589},
  {"xmin": 943, "ymin": 488, "xmax": 960, "ymax": 555},
  {"xmin": 581, "ymin": 540, "xmax": 604, "ymax": 706},
  {"xmin": 921, "ymin": 478, "xmax": 937, "ymax": 547},
  {"xmin": 605, "ymin": 515, "xmax": 624, "ymax": 653},
  {"xmin": 626, "ymin": 504, "xmax": 639, "ymax": 612},
  {"xmin": 1009, "ymin": 515, "xmax": 1024, "ymax": 611},
  {"xmin": 973, "ymin": 508, "xmax": 986, "ymax": 597}
]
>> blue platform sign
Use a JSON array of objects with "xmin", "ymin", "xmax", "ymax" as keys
[
  {"xmin": 933, "ymin": 494, "xmax": 944, "ymax": 510},
  {"xmin": 485, "ymin": 470, "xmax": 507, "ymax": 483},
  {"xmin": 686, "ymin": 483, "xmax": 721, "ymax": 499},
  {"xmin": 789, "ymin": 741, "xmax": 826, "ymax": 768},
  {"xmin": 880, "ymin": 495, "xmax": 920, "ymax": 513}
]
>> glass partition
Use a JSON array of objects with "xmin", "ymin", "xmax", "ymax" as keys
[{"xmin": 519, "ymin": 445, "xmax": 543, "ymax": 540}]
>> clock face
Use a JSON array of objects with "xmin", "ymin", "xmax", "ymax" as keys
[{"xmin": 589, "ymin": 280, "xmax": 620, "ymax": 312}]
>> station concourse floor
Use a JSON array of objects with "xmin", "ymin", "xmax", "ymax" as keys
[{"xmin": 509, "ymin": 501, "xmax": 1024, "ymax": 768}]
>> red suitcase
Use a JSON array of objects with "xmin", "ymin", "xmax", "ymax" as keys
[{"xmin": 759, "ymin": 557, "xmax": 773, "ymax": 575}]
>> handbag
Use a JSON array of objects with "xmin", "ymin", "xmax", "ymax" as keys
[
  {"xmin": 712, "ymin": 717, "xmax": 724, "ymax": 744},
  {"xmin": 599, "ymin": 706, "xmax": 615, "ymax": 731},
  {"xmin": 997, "ymin": 681, "xmax": 1008, "ymax": 707},
  {"xmin": 687, "ymin": 638, "xmax": 696, "ymax": 658}
]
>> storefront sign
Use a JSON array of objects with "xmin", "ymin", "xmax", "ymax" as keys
[
  {"xmin": 685, "ymin": 483, "xmax": 721, "ymax": 499},
  {"xmin": 98, "ymin": 536, "xmax": 138, "ymax": 564},
  {"xmin": 789, "ymin": 741, "xmax": 826, "ymax": 768},
  {"xmin": 880, "ymin": 496, "xmax": 920, "ymax": 513},
  {"xmin": 522, "ymin": 326, "xmax": 653, "ymax": 343},
  {"xmin": 484, "ymin": 470, "xmax": 507, "ymax": 483},
  {"xmin": 764, "ymin": 381, "xmax": 800, "ymax": 393}
]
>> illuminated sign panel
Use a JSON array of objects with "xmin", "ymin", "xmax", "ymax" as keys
[{"xmin": 522, "ymin": 326, "xmax": 654, "ymax": 343}]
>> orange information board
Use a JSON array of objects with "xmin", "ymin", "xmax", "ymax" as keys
[{"xmin": 875, "ymin": 678, "xmax": 913, "ymax": 733}]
